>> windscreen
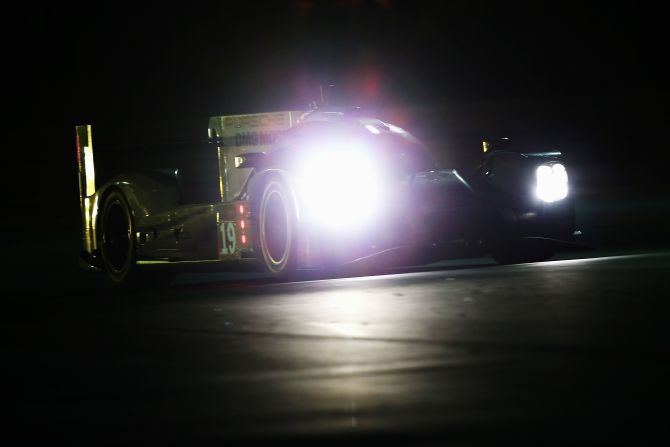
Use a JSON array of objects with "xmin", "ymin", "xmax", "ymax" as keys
[
  {"xmin": 274, "ymin": 119, "xmax": 437, "ymax": 178},
  {"xmin": 374, "ymin": 132, "xmax": 437, "ymax": 176}
]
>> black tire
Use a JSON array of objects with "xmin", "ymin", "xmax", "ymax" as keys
[
  {"xmin": 488, "ymin": 238, "xmax": 555, "ymax": 265},
  {"xmin": 254, "ymin": 178, "xmax": 298, "ymax": 278},
  {"xmin": 100, "ymin": 189, "xmax": 137, "ymax": 285}
]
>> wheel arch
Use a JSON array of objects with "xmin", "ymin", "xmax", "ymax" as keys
[
  {"xmin": 246, "ymin": 168, "xmax": 302, "ymax": 225},
  {"xmin": 94, "ymin": 182, "xmax": 142, "ymax": 246},
  {"xmin": 93, "ymin": 170, "xmax": 182, "ymax": 244}
]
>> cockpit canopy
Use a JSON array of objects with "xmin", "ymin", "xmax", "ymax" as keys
[{"xmin": 274, "ymin": 112, "xmax": 437, "ymax": 177}]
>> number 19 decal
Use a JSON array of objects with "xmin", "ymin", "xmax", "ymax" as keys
[{"xmin": 220, "ymin": 222, "xmax": 237, "ymax": 255}]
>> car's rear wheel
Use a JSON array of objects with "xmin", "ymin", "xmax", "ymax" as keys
[
  {"xmin": 254, "ymin": 178, "xmax": 298, "ymax": 278},
  {"xmin": 100, "ymin": 189, "xmax": 137, "ymax": 285}
]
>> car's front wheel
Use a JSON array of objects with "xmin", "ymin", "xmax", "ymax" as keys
[{"xmin": 254, "ymin": 178, "xmax": 298, "ymax": 278}]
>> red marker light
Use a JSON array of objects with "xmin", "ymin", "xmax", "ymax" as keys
[
  {"xmin": 239, "ymin": 205, "xmax": 245, "ymax": 214},
  {"xmin": 240, "ymin": 219, "xmax": 246, "ymax": 229},
  {"xmin": 241, "ymin": 234, "xmax": 247, "ymax": 244}
]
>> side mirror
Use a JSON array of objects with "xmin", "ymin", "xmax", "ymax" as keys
[
  {"xmin": 482, "ymin": 137, "xmax": 511, "ymax": 154},
  {"xmin": 235, "ymin": 152, "xmax": 267, "ymax": 169},
  {"xmin": 208, "ymin": 128, "xmax": 223, "ymax": 145}
]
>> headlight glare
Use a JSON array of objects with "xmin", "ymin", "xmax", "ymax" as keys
[
  {"xmin": 297, "ymin": 148, "xmax": 383, "ymax": 228},
  {"xmin": 536, "ymin": 163, "xmax": 568, "ymax": 202}
]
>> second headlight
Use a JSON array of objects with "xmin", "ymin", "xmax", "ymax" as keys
[{"xmin": 536, "ymin": 163, "xmax": 568, "ymax": 203}]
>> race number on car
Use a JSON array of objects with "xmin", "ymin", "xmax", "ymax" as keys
[{"xmin": 220, "ymin": 221, "xmax": 237, "ymax": 256}]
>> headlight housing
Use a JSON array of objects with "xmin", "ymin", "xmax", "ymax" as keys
[{"xmin": 536, "ymin": 162, "xmax": 568, "ymax": 203}]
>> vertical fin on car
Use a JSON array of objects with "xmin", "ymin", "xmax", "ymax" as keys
[{"xmin": 76, "ymin": 125, "xmax": 96, "ymax": 254}]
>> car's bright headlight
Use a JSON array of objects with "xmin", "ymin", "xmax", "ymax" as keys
[
  {"xmin": 536, "ymin": 163, "xmax": 568, "ymax": 203},
  {"xmin": 297, "ymin": 148, "xmax": 383, "ymax": 228}
]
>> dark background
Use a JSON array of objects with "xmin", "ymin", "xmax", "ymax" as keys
[
  {"xmin": 6, "ymin": 1, "xmax": 669, "ymax": 241},
  {"xmin": 4, "ymin": 4, "xmax": 670, "ymax": 444}
]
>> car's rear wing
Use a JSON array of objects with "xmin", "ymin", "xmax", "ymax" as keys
[{"xmin": 75, "ymin": 125, "xmax": 96, "ymax": 255}]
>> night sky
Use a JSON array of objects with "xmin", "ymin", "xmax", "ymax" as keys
[{"xmin": 6, "ymin": 1, "xmax": 668, "ymax": 226}]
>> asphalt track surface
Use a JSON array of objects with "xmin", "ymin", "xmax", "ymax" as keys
[{"xmin": 6, "ymin": 245, "xmax": 670, "ymax": 446}]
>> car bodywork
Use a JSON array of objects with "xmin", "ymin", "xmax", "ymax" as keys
[{"xmin": 76, "ymin": 108, "xmax": 577, "ymax": 282}]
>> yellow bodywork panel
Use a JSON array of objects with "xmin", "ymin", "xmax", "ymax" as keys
[{"xmin": 76, "ymin": 125, "xmax": 96, "ymax": 254}]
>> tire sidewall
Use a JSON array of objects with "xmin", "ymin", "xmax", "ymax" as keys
[
  {"xmin": 100, "ymin": 189, "xmax": 137, "ymax": 285},
  {"xmin": 255, "ymin": 178, "xmax": 298, "ymax": 276}
]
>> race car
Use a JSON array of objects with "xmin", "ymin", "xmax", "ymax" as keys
[{"xmin": 76, "ymin": 107, "xmax": 577, "ymax": 285}]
